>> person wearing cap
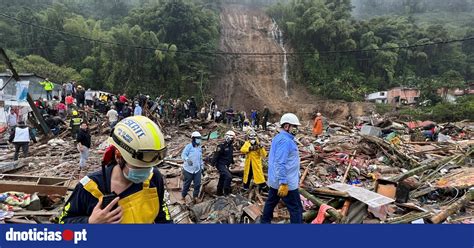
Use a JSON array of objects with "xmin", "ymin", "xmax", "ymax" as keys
[
  {"xmin": 261, "ymin": 113, "xmax": 303, "ymax": 224},
  {"xmin": 39, "ymin": 78, "xmax": 54, "ymax": 101},
  {"xmin": 214, "ymin": 130, "xmax": 236, "ymax": 196},
  {"xmin": 9, "ymin": 121, "xmax": 37, "ymax": 161},
  {"xmin": 312, "ymin": 112, "xmax": 323, "ymax": 137},
  {"xmin": 181, "ymin": 131, "xmax": 204, "ymax": 203},
  {"xmin": 240, "ymin": 131, "xmax": 268, "ymax": 192},
  {"xmin": 58, "ymin": 116, "xmax": 171, "ymax": 224},
  {"xmin": 70, "ymin": 110, "xmax": 82, "ymax": 139}
]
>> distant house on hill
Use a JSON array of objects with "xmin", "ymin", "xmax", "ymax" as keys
[
  {"xmin": 387, "ymin": 87, "xmax": 420, "ymax": 105},
  {"xmin": 365, "ymin": 91, "xmax": 387, "ymax": 104}
]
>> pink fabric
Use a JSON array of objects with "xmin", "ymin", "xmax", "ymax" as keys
[{"xmin": 311, "ymin": 204, "xmax": 334, "ymax": 224}]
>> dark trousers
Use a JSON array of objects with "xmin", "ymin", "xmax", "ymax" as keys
[
  {"xmin": 46, "ymin": 90, "xmax": 52, "ymax": 101},
  {"xmin": 261, "ymin": 187, "xmax": 303, "ymax": 224},
  {"xmin": 243, "ymin": 164, "xmax": 266, "ymax": 190},
  {"xmin": 182, "ymin": 170, "xmax": 201, "ymax": 198},
  {"xmin": 216, "ymin": 164, "xmax": 232, "ymax": 196},
  {"xmin": 14, "ymin": 142, "xmax": 29, "ymax": 160},
  {"xmin": 263, "ymin": 118, "xmax": 268, "ymax": 130}
]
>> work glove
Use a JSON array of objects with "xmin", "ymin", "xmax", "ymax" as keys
[{"xmin": 277, "ymin": 184, "xmax": 289, "ymax": 197}]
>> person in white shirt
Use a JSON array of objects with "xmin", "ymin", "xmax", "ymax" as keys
[
  {"xmin": 9, "ymin": 121, "xmax": 37, "ymax": 160},
  {"xmin": 7, "ymin": 108, "xmax": 17, "ymax": 131},
  {"xmin": 106, "ymin": 105, "xmax": 119, "ymax": 128}
]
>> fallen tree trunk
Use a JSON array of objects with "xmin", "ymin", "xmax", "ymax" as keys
[
  {"xmin": 390, "ymin": 149, "xmax": 473, "ymax": 182},
  {"xmin": 299, "ymin": 188, "xmax": 343, "ymax": 222},
  {"xmin": 429, "ymin": 189, "xmax": 474, "ymax": 224},
  {"xmin": 361, "ymin": 134, "xmax": 419, "ymax": 168}
]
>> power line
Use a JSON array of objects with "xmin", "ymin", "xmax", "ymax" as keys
[{"xmin": 1, "ymin": 12, "xmax": 473, "ymax": 57}]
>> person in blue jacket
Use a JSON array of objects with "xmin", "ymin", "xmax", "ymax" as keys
[
  {"xmin": 181, "ymin": 131, "xmax": 204, "ymax": 203},
  {"xmin": 261, "ymin": 113, "xmax": 303, "ymax": 224}
]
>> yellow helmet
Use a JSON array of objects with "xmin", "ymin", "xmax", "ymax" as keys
[
  {"xmin": 72, "ymin": 110, "xmax": 78, "ymax": 116},
  {"xmin": 108, "ymin": 116, "xmax": 167, "ymax": 167}
]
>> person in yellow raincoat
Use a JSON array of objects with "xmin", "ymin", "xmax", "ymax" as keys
[{"xmin": 240, "ymin": 131, "xmax": 268, "ymax": 192}]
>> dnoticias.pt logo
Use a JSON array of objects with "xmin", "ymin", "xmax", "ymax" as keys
[{"xmin": 5, "ymin": 228, "xmax": 87, "ymax": 244}]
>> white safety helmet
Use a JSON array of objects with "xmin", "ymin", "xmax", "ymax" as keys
[
  {"xmin": 225, "ymin": 130, "xmax": 236, "ymax": 137},
  {"xmin": 191, "ymin": 131, "xmax": 202, "ymax": 138},
  {"xmin": 280, "ymin": 113, "xmax": 301, "ymax": 126}
]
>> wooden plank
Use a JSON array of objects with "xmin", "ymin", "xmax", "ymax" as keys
[
  {"xmin": 0, "ymin": 183, "xmax": 68, "ymax": 195},
  {"xmin": 14, "ymin": 211, "xmax": 59, "ymax": 216}
]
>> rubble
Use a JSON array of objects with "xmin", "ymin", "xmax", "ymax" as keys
[{"xmin": 0, "ymin": 115, "xmax": 473, "ymax": 224}]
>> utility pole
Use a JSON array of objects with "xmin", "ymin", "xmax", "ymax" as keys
[{"xmin": 0, "ymin": 48, "xmax": 50, "ymax": 136}]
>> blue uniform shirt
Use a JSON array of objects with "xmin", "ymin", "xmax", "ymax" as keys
[
  {"xmin": 267, "ymin": 130, "xmax": 300, "ymax": 191},
  {"xmin": 181, "ymin": 143, "xmax": 203, "ymax": 174}
]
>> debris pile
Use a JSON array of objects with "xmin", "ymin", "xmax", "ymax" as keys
[{"xmin": 1, "ymin": 115, "xmax": 473, "ymax": 224}]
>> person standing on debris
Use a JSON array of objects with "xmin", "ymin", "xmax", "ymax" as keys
[
  {"xmin": 312, "ymin": 112, "xmax": 323, "ymax": 137},
  {"xmin": 58, "ymin": 116, "xmax": 171, "ymax": 224},
  {"xmin": 65, "ymin": 94, "xmax": 75, "ymax": 114},
  {"xmin": 240, "ymin": 131, "xmax": 268, "ymax": 192},
  {"xmin": 261, "ymin": 113, "xmax": 303, "ymax": 224},
  {"xmin": 39, "ymin": 78, "xmax": 54, "ymax": 101},
  {"xmin": 106, "ymin": 105, "xmax": 119, "ymax": 128},
  {"xmin": 189, "ymin": 97, "xmax": 197, "ymax": 119},
  {"xmin": 77, "ymin": 121, "xmax": 91, "ymax": 169},
  {"xmin": 134, "ymin": 101, "xmax": 142, "ymax": 116},
  {"xmin": 9, "ymin": 121, "xmax": 37, "ymax": 161},
  {"xmin": 262, "ymin": 106, "xmax": 270, "ymax": 131},
  {"xmin": 181, "ymin": 131, "xmax": 204, "ymax": 203},
  {"xmin": 7, "ymin": 108, "xmax": 17, "ymax": 132},
  {"xmin": 70, "ymin": 110, "xmax": 82, "ymax": 139},
  {"xmin": 214, "ymin": 130, "xmax": 236, "ymax": 196},
  {"xmin": 85, "ymin": 88, "xmax": 94, "ymax": 107},
  {"xmin": 76, "ymin": 85, "xmax": 86, "ymax": 108}
]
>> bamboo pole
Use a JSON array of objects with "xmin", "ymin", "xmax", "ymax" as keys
[
  {"xmin": 430, "ymin": 189, "xmax": 474, "ymax": 224},
  {"xmin": 299, "ymin": 188, "xmax": 343, "ymax": 221}
]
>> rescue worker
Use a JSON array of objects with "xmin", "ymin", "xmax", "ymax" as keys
[
  {"xmin": 181, "ymin": 131, "xmax": 204, "ymax": 203},
  {"xmin": 261, "ymin": 113, "xmax": 303, "ymax": 224},
  {"xmin": 312, "ymin": 112, "xmax": 323, "ymax": 137},
  {"xmin": 215, "ymin": 131, "xmax": 235, "ymax": 196},
  {"xmin": 262, "ymin": 106, "xmax": 270, "ymax": 131},
  {"xmin": 240, "ymin": 131, "xmax": 268, "ymax": 192},
  {"xmin": 9, "ymin": 121, "xmax": 37, "ymax": 161},
  {"xmin": 70, "ymin": 110, "xmax": 82, "ymax": 139},
  {"xmin": 39, "ymin": 78, "xmax": 54, "ymax": 101},
  {"xmin": 58, "ymin": 116, "xmax": 171, "ymax": 224}
]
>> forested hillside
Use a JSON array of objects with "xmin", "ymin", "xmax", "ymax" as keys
[
  {"xmin": 0, "ymin": 0, "xmax": 220, "ymax": 98},
  {"xmin": 267, "ymin": 0, "xmax": 474, "ymax": 103}
]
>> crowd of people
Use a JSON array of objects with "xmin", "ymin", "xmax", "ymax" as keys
[{"xmin": 8, "ymin": 81, "xmax": 309, "ymax": 224}]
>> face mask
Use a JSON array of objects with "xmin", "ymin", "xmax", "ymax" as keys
[
  {"xmin": 290, "ymin": 126, "xmax": 299, "ymax": 136},
  {"xmin": 195, "ymin": 139, "xmax": 201, "ymax": 145},
  {"xmin": 250, "ymin": 139, "xmax": 256, "ymax": 145},
  {"xmin": 123, "ymin": 166, "xmax": 152, "ymax": 184}
]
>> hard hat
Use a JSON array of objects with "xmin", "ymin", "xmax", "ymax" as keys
[
  {"xmin": 280, "ymin": 113, "xmax": 301, "ymax": 126},
  {"xmin": 72, "ymin": 110, "xmax": 78, "ymax": 116},
  {"xmin": 191, "ymin": 131, "xmax": 202, "ymax": 138},
  {"xmin": 248, "ymin": 131, "xmax": 256, "ymax": 139},
  {"xmin": 108, "ymin": 116, "xmax": 167, "ymax": 167},
  {"xmin": 225, "ymin": 130, "xmax": 236, "ymax": 137}
]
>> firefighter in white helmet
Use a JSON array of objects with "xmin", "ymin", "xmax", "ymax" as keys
[
  {"xmin": 59, "ymin": 116, "xmax": 171, "ymax": 224},
  {"xmin": 181, "ymin": 131, "xmax": 204, "ymax": 203},
  {"xmin": 212, "ymin": 130, "xmax": 236, "ymax": 196},
  {"xmin": 261, "ymin": 113, "xmax": 303, "ymax": 224}
]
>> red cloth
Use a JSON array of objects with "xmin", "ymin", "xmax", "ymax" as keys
[
  {"xmin": 119, "ymin": 95, "xmax": 128, "ymax": 103},
  {"xmin": 102, "ymin": 145, "xmax": 117, "ymax": 166},
  {"xmin": 312, "ymin": 204, "xmax": 334, "ymax": 224},
  {"xmin": 65, "ymin": 96, "xmax": 74, "ymax": 105},
  {"xmin": 57, "ymin": 102, "xmax": 66, "ymax": 110}
]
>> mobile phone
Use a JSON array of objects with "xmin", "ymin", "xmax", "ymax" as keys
[{"xmin": 101, "ymin": 193, "xmax": 118, "ymax": 210}]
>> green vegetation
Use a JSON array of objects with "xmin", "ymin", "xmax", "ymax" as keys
[
  {"xmin": 267, "ymin": 0, "xmax": 474, "ymax": 102},
  {"xmin": 0, "ymin": 0, "xmax": 220, "ymax": 98},
  {"xmin": 396, "ymin": 95, "xmax": 474, "ymax": 122}
]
